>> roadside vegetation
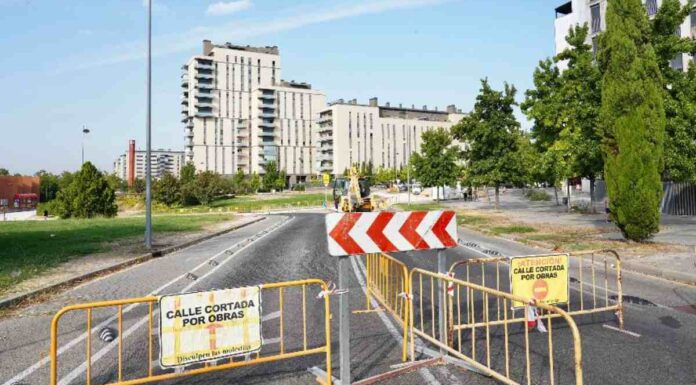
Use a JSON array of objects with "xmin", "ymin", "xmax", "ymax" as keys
[{"xmin": 0, "ymin": 214, "xmax": 234, "ymax": 293}]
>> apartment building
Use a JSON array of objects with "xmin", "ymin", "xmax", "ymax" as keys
[
  {"xmin": 181, "ymin": 40, "xmax": 325, "ymax": 183},
  {"xmin": 317, "ymin": 98, "xmax": 465, "ymax": 176},
  {"xmin": 113, "ymin": 141, "xmax": 184, "ymax": 182},
  {"xmin": 554, "ymin": 0, "xmax": 696, "ymax": 69}
]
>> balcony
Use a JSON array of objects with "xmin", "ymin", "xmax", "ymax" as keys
[
  {"xmin": 317, "ymin": 124, "xmax": 333, "ymax": 133},
  {"xmin": 195, "ymin": 101, "xmax": 214, "ymax": 108},
  {"xmin": 319, "ymin": 163, "xmax": 334, "ymax": 172},
  {"xmin": 195, "ymin": 72, "xmax": 214, "ymax": 80},
  {"xmin": 195, "ymin": 62, "xmax": 214, "ymax": 70},
  {"xmin": 318, "ymin": 135, "xmax": 333, "ymax": 143},
  {"xmin": 258, "ymin": 112, "xmax": 276, "ymax": 119},
  {"xmin": 181, "ymin": 105, "xmax": 189, "ymax": 114},
  {"xmin": 259, "ymin": 100, "xmax": 275, "ymax": 108},
  {"xmin": 185, "ymin": 139, "xmax": 193, "ymax": 147},
  {"xmin": 259, "ymin": 121, "xmax": 275, "ymax": 128},
  {"xmin": 258, "ymin": 130, "xmax": 276, "ymax": 138},
  {"xmin": 258, "ymin": 93, "xmax": 276, "ymax": 100},
  {"xmin": 197, "ymin": 82, "xmax": 214, "ymax": 90},
  {"xmin": 317, "ymin": 116, "xmax": 333, "ymax": 124},
  {"xmin": 195, "ymin": 111, "xmax": 214, "ymax": 118},
  {"xmin": 185, "ymin": 130, "xmax": 193, "ymax": 138},
  {"xmin": 236, "ymin": 141, "xmax": 249, "ymax": 148},
  {"xmin": 318, "ymin": 153, "xmax": 333, "ymax": 162},
  {"xmin": 186, "ymin": 120, "xmax": 194, "ymax": 128}
]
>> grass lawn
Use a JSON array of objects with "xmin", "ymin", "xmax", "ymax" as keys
[
  {"xmin": 392, "ymin": 202, "xmax": 446, "ymax": 211},
  {"xmin": 0, "ymin": 214, "xmax": 233, "ymax": 293},
  {"xmin": 117, "ymin": 192, "xmax": 328, "ymax": 214}
]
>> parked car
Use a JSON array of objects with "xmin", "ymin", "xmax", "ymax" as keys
[{"xmin": 412, "ymin": 184, "xmax": 422, "ymax": 195}]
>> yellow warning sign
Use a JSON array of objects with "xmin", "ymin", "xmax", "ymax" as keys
[
  {"xmin": 159, "ymin": 286, "xmax": 262, "ymax": 367},
  {"xmin": 510, "ymin": 254, "xmax": 569, "ymax": 308},
  {"xmin": 322, "ymin": 172, "xmax": 331, "ymax": 187}
]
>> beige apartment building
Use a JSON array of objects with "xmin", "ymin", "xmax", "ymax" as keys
[
  {"xmin": 181, "ymin": 40, "xmax": 325, "ymax": 183},
  {"xmin": 317, "ymin": 98, "xmax": 465, "ymax": 175},
  {"xmin": 555, "ymin": 0, "xmax": 696, "ymax": 70}
]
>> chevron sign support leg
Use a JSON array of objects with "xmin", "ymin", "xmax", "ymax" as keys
[
  {"xmin": 437, "ymin": 249, "xmax": 447, "ymax": 356},
  {"xmin": 338, "ymin": 255, "xmax": 352, "ymax": 384}
]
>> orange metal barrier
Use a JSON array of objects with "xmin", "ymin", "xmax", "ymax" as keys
[
  {"xmin": 410, "ymin": 268, "xmax": 583, "ymax": 385},
  {"xmin": 364, "ymin": 252, "xmax": 410, "ymax": 362},
  {"xmin": 50, "ymin": 279, "xmax": 332, "ymax": 385},
  {"xmin": 449, "ymin": 250, "xmax": 624, "ymax": 329}
]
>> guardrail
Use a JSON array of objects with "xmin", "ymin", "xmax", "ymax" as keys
[
  {"xmin": 449, "ymin": 250, "xmax": 624, "ymax": 329},
  {"xmin": 409, "ymin": 268, "xmax": 583, "ymax": 385},
  {"xmin": 364, "ymin": 252, "xmax": 410, "ymax": 362},
  {"xmin": 50, "ymin": 279, "xmax": 332, "ymax": 385}
]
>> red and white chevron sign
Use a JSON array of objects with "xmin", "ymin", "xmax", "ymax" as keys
[{"xmin": 325, "ymin": 211, "xmax": 458, "ymax": 256}]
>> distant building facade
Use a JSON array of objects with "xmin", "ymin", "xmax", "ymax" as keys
[
  {"xmin": 554, "ymin": 0, "xmax": 696, "ymax": 70},
  {"xmin": 113, "ymin": 141, "xmax": 183, "ymax": 181},
  {"xmin": 0, "ymin": 176, "xmax": 40, "ymax": 210},
  {"xmin": 181, "ymin": 40, "xmax": 325, "ymax": 183},
  {"xmin": 317, "ymin": 98, "xmax": 465, "ymax": 175}
]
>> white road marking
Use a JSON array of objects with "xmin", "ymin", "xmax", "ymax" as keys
[
  {"xmin": 349, "ymin": 256, "xmax": 440, "ymax": 385},
  {"xmin": 2, "ymin": 217, "xmax": 290, "ymax": 385},
  {"xmin": 602, "ymin": 324, "xmax": 641, "ymax": 337},
  {"xmin": 262, "ymin": 310, "xmax": 281, "ymax": 322}
]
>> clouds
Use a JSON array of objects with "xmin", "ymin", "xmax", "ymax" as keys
[
  {"xmin": 59, "ymin": 0, "xmax": 446, "ymax": 72},
  {"xmin": 206, "ymin": 0, "xmax": 252, "ymax": 16}
]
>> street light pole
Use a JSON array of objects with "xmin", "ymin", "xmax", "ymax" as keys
[
  {"xmin": 407, "ymin": 128, "xmax": 411, "ymax": 207},
  {"xmin": 81, "ymin": 125, "xmax": 90, "ymax": 165},
  {"xmin": 144, "ymin": 0, "xmax": 153, "ymax": 249}
]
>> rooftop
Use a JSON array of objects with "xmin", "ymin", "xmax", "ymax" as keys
[{"xmin": 203, "ymin": 40, "xmax": 279, "ymax": 56}]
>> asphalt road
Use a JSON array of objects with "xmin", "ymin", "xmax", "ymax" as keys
[{"xmin": 1, "ymin": 213, "xmax": 695, "ymax": 385}]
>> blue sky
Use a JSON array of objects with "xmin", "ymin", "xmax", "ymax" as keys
[{"xmin": 0, "ymin": 0, "xmax": 562, "ymax": 175}]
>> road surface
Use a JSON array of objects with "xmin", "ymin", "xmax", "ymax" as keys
[{"xmin": 1, "ymin": 214, "xmax": 695, "ymax": 385}]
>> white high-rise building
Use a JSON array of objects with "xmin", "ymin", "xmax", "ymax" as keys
[
  {"xmin": 317, "ymin": 98, "xmax": 465, "ymax": 176},
  {"xmin": 113, "ymin": 149, "xmax": 184, "ymax": 180},
  {"xmin": 181, "ymin": 40, "xmax": 325, "ymax": 183},
  {"xmin": 554, "ymin": 0, "xmax": 696, "ymax": 70}
]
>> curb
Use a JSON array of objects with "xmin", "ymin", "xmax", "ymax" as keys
[
  {"xmin": 457, "ymin": 224, "xmax": 696, "ymax": 287},
  {"xmin": 0, "ymin": 216, "xmax": 266, "ymax": 310},
  {"xmin": 620, "ymin": 261, "xmax": 696, "ymax": 286}
]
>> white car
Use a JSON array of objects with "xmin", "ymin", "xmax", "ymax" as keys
[{"xmin": 412, "ymin": 185, "xmax": 422, "ymax": 195}]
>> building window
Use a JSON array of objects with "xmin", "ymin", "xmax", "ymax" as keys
[
  {"xmin": 645, "ymin": 0, "xmax": 658, "ymax": 17},
  {"xmin": 591, "ymin": 3, "xmax": 601, "ymax": 34}
]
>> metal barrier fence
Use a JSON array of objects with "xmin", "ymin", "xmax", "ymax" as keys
[
  {"xmin": 50, "ymin": 279, "xmax": 332, "ymax": 385},
  {"xmin": 661, "ymin": 181, "xmax": 696, "ymax": 216},
  {"xmin": 409, "ymin": 268, "xmax": 583, "ymax": 385},
  {"xmin": 449, "ymin": 250, "xmax": 624, "ymax": 329},
  {"xmin": 364, "ymin": 252, "xmax": 410, "ymax": 362}
]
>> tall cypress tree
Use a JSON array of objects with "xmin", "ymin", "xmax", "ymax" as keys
[{"xmin": 599, "ymin": 0, "xmax": 665, "ymax": 241}]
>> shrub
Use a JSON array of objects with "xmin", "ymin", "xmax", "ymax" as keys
[
  {"xmin": 53, "ymin": 162, "xmax": 117, "ymax": 218},
  {"xmin": 525, "ymin": 189, "xmax": 551, "ymax": 201}
]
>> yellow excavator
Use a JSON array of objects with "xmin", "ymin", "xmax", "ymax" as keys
[{"xmin": 332, "ymin": 167, "xmax": 373, "ymax": 212}]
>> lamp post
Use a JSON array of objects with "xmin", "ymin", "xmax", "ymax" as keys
[
  {"xmin": 144, "ymin": 0, "xmax": 153, "ymax": 249},
  {"xmin": 81, "ymin": 126, "xmax": 90, "ymax": 165}
]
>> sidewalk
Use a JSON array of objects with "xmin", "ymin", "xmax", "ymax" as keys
[
  {"xmin": 0, "ymin": 215, "xmax": 265, "ymax": 310},
  {"xmin": 443, "ymin": 189, "xmax": 696, "ymax": 286}
]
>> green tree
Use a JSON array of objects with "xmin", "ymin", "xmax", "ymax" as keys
[
  {"xmin": 152, "ymin": 172, "xmax": 181, "ymax": 206},
  {"xmin": 249, "ymin": 172, "xmax": 261, "ymax": 193},
  {"xmin": 556, "ymin": 24, "xmax": 604, "ymax": 206},
  {"xmin": 104, "ymin": 173, "xmax": 125, "ymax": 193},
  {"xmin": 193, "ymin": 171, "xmax": 223, "ymax": 205},
  {"xmin": 262, "ymin": 161, "xmax": 280, "ymax": 191},
  {"xmin": 521, "ymin": 58, "xmax": 569, "ymax": 204},
  {"xmin": 452, "ymin": 79, "xmax": 526, "ymax": 208},
  {"xmin": 276, "ymin": 170, "xmax": 287, "ymax": 191},
  {"xmin": 179, "ymin": 162, "xmax": 198, "ymax": 205},
  {"xmin": 131, "ymin": 178, "xmax": 146, "ymax": 194},
  {"xmin": 35, "ymin": 170, "xmax": 61, "ymax": 202},
  {"xmin": 233, "ymin": 169, "xmax": 248, "ymax": 194},
  {"xmin": 0, "ymin": 168, "xmax": 9, "ymax": 176},
  {"xmin": 54, "ymin": 162, "xmax": 117, "ymax": 218},
  {"xmin": 649, "ymin": 0, "xmax": 696, "ymax": 182},
  {"xmin": 599, "ymin": 0, "xmax": 665, "ymax": 241},
  {"xmin": 410, "ymin": 128, "xmax": 459, "ymax": 201}
]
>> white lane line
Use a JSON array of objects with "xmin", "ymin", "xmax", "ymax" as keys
[
  {"xmin": 57, "ymin": 217, "xmax": 292, "ymax": 385},
  {"xmin": 57, "ymin": 217, "xmax": 293, "ymax": 385},
  {"xmin": 2, "ymin": 217, "xmax": 288, "ymax": 385},
  {"xmin": 349, "ymin": 257, "xmax": 440, "ymax": 385},
  {"xmin": 602, "ymin": 324, "xmax": 641, "ymax": 338},
  {"xmin": 262, "ymin": 311, "xmax": 281, "ymax": 322}
]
